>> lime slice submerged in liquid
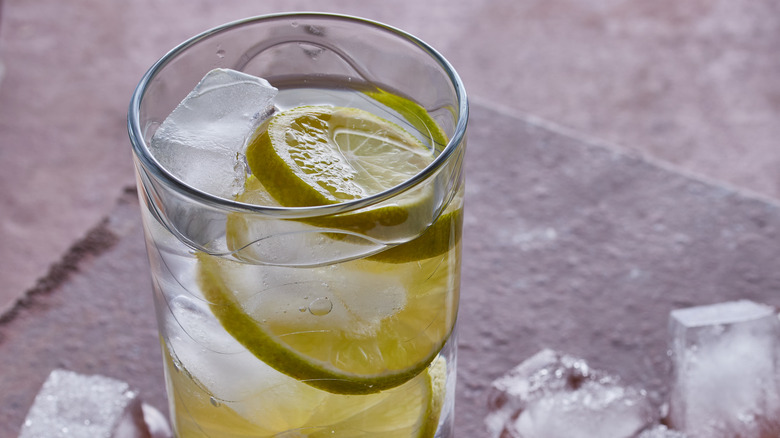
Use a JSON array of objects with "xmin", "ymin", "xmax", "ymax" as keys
[{"xmin": 196, "ymin": 249, "xmax": 458, "ymax": 395}]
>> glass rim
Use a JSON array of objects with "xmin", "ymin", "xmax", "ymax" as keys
[{"xmin": 127, "ymin": 12, "xmax": 468, "ymax": 219}]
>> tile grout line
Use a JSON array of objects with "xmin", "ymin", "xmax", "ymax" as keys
[
  {"xmin": 0, "ymin": 189, "xmax": 133, "ymax": 332},
  {"xmin": 4, "ymin": 98, "xmax": 779, "ymax": 331},
  {"xmin": 471, "ymin": 96, "xmax": 780, "ymax": 208}
]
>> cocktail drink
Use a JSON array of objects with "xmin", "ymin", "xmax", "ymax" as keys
[{"xmin": 128, "ymin": 14, "xmax": 467, "ymax": 437}]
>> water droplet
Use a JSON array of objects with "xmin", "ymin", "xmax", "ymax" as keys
[
  {"xmin": 216, "ymin": 49, "xmax": 226, "ymax": 58},
  {"xmin": 210, "ymin": 396, "xmax": 221, "ymax": 407},
  {"xmin": 291, "ymin": 21, "xmax": 298, "ymax": 27},
  {"xmin": 309, "ymin": 297, "xmax": 333, "ymax": 316},
  {"xmin": 298, "ymin": 306, "xmax": 307, "ymax": 313}
]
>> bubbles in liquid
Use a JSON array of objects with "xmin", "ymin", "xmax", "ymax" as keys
[{"xmin": 308, "ymin": 297, "xmax": 333, "ymax": 316}]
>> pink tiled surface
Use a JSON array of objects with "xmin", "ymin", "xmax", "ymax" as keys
[
  {"xmin": 2, "ymin": 0, "xmax": 780, "ymax": 311},
  {"xmin": 2, "ymin": 103, "xmax": 780, "ymax": 437},
  {"xmin": 2, "ymin": 1, "xmax": 780, "ymax": 436}
]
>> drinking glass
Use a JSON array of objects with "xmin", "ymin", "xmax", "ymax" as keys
[{"xmin": 128, "ymin": 13, "xmax": 468, "ymax": 437}]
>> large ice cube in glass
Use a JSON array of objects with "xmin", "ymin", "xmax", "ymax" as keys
[
  {"xmin": 150, "ymin": 68, "xmax": 277, "ymax": 199},
  {"xmin": 668, "ymin": 300, "xmax": 780, "ymax": 438},
  {"xmin": 485, "ymin": 349, "xmax": 657, "ymax": 438}
]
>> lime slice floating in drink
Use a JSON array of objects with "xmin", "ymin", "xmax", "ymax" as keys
[
  {"xmin": 242, "ymin": 104, "xmax": 439, "ymax": 248},
  {"xmin": 246, "ymin": 105, "xmax": 434, "ymax": 206},
  {"xmin": 231, "ymin": 104, "xmax": 462, "ymax": 263}
]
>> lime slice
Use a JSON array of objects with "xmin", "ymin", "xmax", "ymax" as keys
[
  {"xmin": 366, "ymin": 201, "xmax": 463, "ymax": 264},
  {"xmin": 195, "ymin": 248, "xmax": 458, "ymax": 395},
  {"xmin": 226, "ymin": 175, "xmax": 463, "ymax": 265},
  {"xmin": 246, "ymin": 105, "xmax": 434, "ymax": 207},
  {"xmin": 243, "ymin": 104, "xmax": 438, "ymax": 253},
  {"xmin": 164, "ymin": 342, "xmax": 446, "ymax": 437},
  {"xmin": 363, "ymin": 88, "xmax": 449, "ymax": 153},
  {"xmin": 233, "ymin": 103, "xmax": 459, "ymax": 263}
]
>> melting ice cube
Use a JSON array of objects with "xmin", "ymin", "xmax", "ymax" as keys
[
  {"xmin": 19, "ymin": 369, "xmax": 171, "ymax": 438},
  {"xmin": 638, "ymin": 425, "xmax": 689, "ymax": 437},
  {"xmin": 668, "ymin": 300, "xmax": 780, "ymax": 438},
  {"xmin": 150, "ymin": 68, "xmax": 277, "ymax": 199},
  {"xmin": 162, "ymin": 294, "xmax": 331, "ymax": 428},
  {"xmin": 485, "ymin": 349, "xmax": 657, "ymax": 438}
]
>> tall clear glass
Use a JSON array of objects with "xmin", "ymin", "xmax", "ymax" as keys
[{"xmin": 128, "ymin": 13, "xmax": 467, "ymax": 437}]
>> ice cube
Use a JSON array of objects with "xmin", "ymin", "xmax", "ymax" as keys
[
  {"xmin": 150, "ymin": 68, "xmax": 277, "ymax": 199},
  {"xmin": 485, "ymin": 349, "xmax": 657, "ymax": 438},
  {"xmin": 161, "ymin": 294, "xmax": 331, "ymax": 429},
  {"xmin": 140, "ymin": 404, "xmax": 173, "ymax": 438},
  {"xmin": 19, "ymin": 369, "xmax": 171, "ymax": 438},
  {"xmin": 668, "ymin": 300, "xmax": 780, "ymax": 438},
  {"xmin": 638, "ymin": 425, "xmax": 689, "ymax": 438}
]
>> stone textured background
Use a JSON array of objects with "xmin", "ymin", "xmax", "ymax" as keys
[
  {"xmin": 2, "ymin": 0, "xmax": 780, "ymax": 310},
  {"xmin": 1, "ymin": 1, "xmax": 780, "ymax": 437}
]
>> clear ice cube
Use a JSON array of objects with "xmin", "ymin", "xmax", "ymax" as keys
[
  {"xmin": 19, "ymin": 369, "xmax": 171, "ymax": 438},
  {"xmin": 638, "ymin": 425, "xmax": 689, "ymax": 438},
  {"xmin": 668, "ymin": 300, "xmax": 780, "ymax": 438},
  {"xmin": 162, "ymin": 294, "xmax": 331, "ymax": 430},
  {"xmin": 485, "ymin": 349, "xmax": 657, "ymax": 438},
  {"xmin": 150, "ymin": 68, "xmax": 277, "ymax": 199},
  {"xmin": 140, "ymin": 404, "xmax": 173, "ymax": 438}
]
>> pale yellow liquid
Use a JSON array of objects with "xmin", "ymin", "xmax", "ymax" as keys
[
  {"xmin": 146, "ymin": 84, "xmax": 463, "ymax": 437},
  {"xmin": 161, "ymin": 240, "xmax": 461, "ymax": 437}
]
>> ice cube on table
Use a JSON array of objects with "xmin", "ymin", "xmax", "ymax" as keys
[
  {"xmin": 485, "ymin": 349, "xmax": 657, "ymax": 438},
  {"xmin": 150, "ymin": 68, "xmax": 277, "ymax": 199},
  {"xmin": 19, "ymin": 369, "xmax": 171, "ymax": 438},
  {"xmin": 638, "ymin": 425, "xmax": 689, "ymax": 437},
  {"xmin": 668, "ymin": 300, "xmax": 780, "ymax": 438}
]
